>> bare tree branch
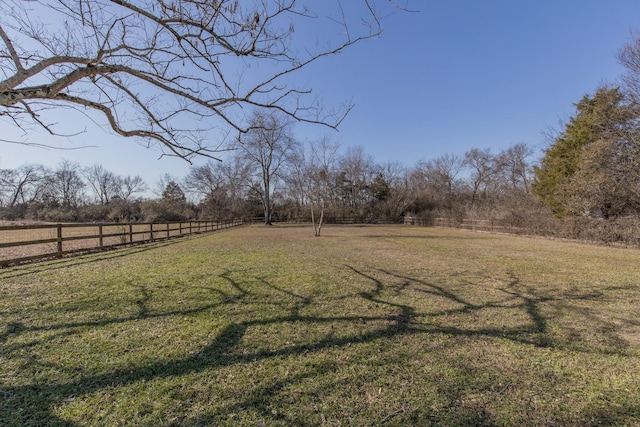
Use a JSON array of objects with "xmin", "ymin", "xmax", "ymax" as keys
[{"xmin": 1, "ymin": 0, "xmax": 400, "ymax": 160}]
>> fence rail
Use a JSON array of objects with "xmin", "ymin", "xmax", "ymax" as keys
[
  {"xmin": 0, "ymin": 219, "xmax": 242, "ymax": 266},
  {"xmin": 247, "ymin": 216, "xmax": 404, "ymax": 225},
  {"xmin": 403, "ymin": 215, "xmax": 640, "ymax": 248}
]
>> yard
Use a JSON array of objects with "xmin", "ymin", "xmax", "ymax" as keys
[{"xmin": 1, "ymin": 225, "xmax": 640, "ymax": 425}]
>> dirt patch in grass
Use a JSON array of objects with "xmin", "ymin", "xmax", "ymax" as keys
[{"xmin": 2, "ymin": 224, "xmax": 640, "ymax": 425}]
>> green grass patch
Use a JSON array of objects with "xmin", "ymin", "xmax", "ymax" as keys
[{"xmin": 2, "ymin": 225, "xmax": 640, "ymax": 425}]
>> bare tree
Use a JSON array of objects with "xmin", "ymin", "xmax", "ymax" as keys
[
  {"xmin": 183, "ymin": 159, "xmax": 233, "ymax": 217},
  {"xmin": 83, "ymin": 164, "xmax": 121, "ymax": 205},
  {"xmin": 0, "ymin": 163, "xmax": 45, "ymax": 207},
  {"xmin": 463, "ymin": 148, "xmax": 501, "ymax": 206},
  {"xmin": 497, "ymin": 143, "xmax": 534, "ymax": 193},
  {"xmin": 43, "ymin": 159, "xmax": 85, "ymax": 208},
  {"xmin": 219, "ymin": 155, "xmax": 252, "ymax": 217},
  {"xmin": 375, "ymin": 161, "xmax": 413, "ymax": 218},
  {"xmin": 420, "ymin": 153, "xmax": 464, "ymax": 209},
  {"xmin": 306, "ymin": 137, "xmax": 340, "ymax": 236},
  {"xmin": 237, "ymin": 110, "xmax": 297, "ymax": 225},
  {"xmin": 283, "ymin": 144, "xmax": 308, "ymax": 211},
  {"xmin": 619, "ymin": 32, "xmax": 640, "ymax": 108},
  {"xmin": 184, "ymin": 160, "xmax": 225, "ymax": 203},
  {"xmin": 337, "ymin": 145, "xmax": 377, "ymax": 214},
  {"xmin": 118, "ymin": 175, "xmax": 148, "ymax": 201},
  {"xmin": 1, "ymin": 0, "xmax": 398, "ymax": 160}
]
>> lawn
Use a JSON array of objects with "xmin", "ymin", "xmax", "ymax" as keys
[{"xmin": 2, "ymin": 225, "xmax": 640, "ymax": 426}]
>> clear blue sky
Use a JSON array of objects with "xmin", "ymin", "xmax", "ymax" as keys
[{"xmin": 2, "ymin": 0, "xmax": 639, "ymax": 191}]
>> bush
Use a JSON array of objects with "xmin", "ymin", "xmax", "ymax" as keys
[{"xmin": 0, "ymin": 204, "xmax": 27, "ymax": 221}]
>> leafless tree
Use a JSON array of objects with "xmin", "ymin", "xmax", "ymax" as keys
[
  {"xmin": 375, "ymin": 161, "xmax": 413, "ymax": 218},
  {"xmin": 306, "ymin": 137, "xmax": 340, "ymax": 236},
  {"xmin": 0, "ymin": 163, "xmax": 45, "ymax": 207},
  {"xmin": 219, "ymin": 155, "xmax": 252, "ymax": 217},
  {"xmin": 497, "ymin": 143, "xmax": 534, "ymax": 193},
  {"xmin": 419, "ymin": 153, "xmax": 464, "ymax": 208},
  {"xmin": 43, "ymin": 159, "xmax": 85, "ymax": 208},
  {"xmin": 463, "ymin": 148, "xmax": 500, "ymax": 206},
  {"xmin": 283, "ymin": 144, "xmax": 308, "ymax": 210},
  {"xmin": 184, "ymin": 160, "xmax": 225, "ymax": 203},
  {"xmin": 619, "ymin": 32, "xmax": 640, "ymax": 108},
  {"xmin": 83, "ymin": 164, "xmax": 121, "ymax": 204},
  {"xmin": 236, "ymin": 110, "xmax": 297, "ymax": 224},
  {"xmin": 118, "ymin": 175, "xmax": 148, "ymax": 201},
  {"xmin": 183, "ymin": 159, "xmax": 234, "ymax": 217},
  {"xmin": 337, "ymin": 145, "xmax": 377, "ymax": 214},
  {"xmin": 1, "ymin": 0, "xmax": 399, "ymax": 160}
]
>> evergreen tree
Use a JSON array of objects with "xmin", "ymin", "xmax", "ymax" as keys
[
  {"xmin": 532, "ymin": 86, "xmax": 630, "ymax": 216},
  {"xmin": 162, "ymin": 181, "xmax": 186, "ymax": 203}
]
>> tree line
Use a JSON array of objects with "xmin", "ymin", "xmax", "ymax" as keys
[
  {"xmin": 4, "ymin": 63, "xmax": 640, "ymax": 238},
  {"xmin": 3, "ymin": 1, "xmax": 640, "ymax": 240},
  {"xmin": 5, "ymin": 49, "xmax": 640, "ymax": 233},
  {"xmin": 0, "ymin": 114, "xmax": 540, "ymax": 227}
]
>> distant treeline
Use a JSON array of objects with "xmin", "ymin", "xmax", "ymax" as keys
[{"xmin": 4, "ymin": 40, "xmax": 640, "ymax": 239}]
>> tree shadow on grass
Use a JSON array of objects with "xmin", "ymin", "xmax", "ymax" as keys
[
  {"xmin": 1, "ymin": 265, "xmax": 637, "ymax": 426},
  {"xmin": 0, "ymin": 270, "xmax": 248, "ymax": 350},
  {"xmin": 382, "ymin": 268, "xmax": 637, "ymax": 354},
  {"xmin": 374, "ymin": 269, "xmax": 552, "ymax": 347}
]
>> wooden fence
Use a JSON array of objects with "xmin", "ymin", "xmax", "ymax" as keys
[
  {"xmin": 405, "ymin": 216, "xmax": 532, "ymax": 233},
  {"xmin": 430, "ymin": 218, "xmax": 528, "ymax": 234},
  {"xmin": 404, "ymin": 215, "xmax": 640, "ymax": 248},
  {"xmin": 0, "ymin": 219, "xmax": 243, "ymax": 267},
  {"xmin": 248, "ymin": 216, "xmax": 405, "ymax": 225}
]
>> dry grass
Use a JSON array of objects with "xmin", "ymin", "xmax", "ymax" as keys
[{"xmin": 2, "ymin": 224, "xmax": 640, "ymax": 426}]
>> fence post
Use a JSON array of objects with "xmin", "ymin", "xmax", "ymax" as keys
[
  {"xmin": 129, "ymin": 224, "xmax": 133, "ymax": 243},
  {"xmin": 57, "ymin": 224, "xmax": 63, "ymax": 258},
  {"xmin": 166, "ymin": 222, "xmax": 170, "ymax": 239},
  {"xmin": 149, "ymin": 223, "xmax": 153, "ymax": 241},
  {"xmin": 98, "ymin": 224, "xmax": 103, "ymax": 248}
]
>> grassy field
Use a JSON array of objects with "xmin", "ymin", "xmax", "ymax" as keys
[{"xmin": 2, "ymin": 224, "xmax": 640, "ymax": 426}]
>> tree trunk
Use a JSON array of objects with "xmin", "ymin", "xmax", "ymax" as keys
[
  {"xmin": 264, "ymin": 206, "xmax": 272, "ymax": 225},
  {"xmin": 263, "ymin": 195, "xmax": 272, "ymax": 225},
  {"xmin": 311, "ymin": 201, "xmax": 324, "ymax": 236}
]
